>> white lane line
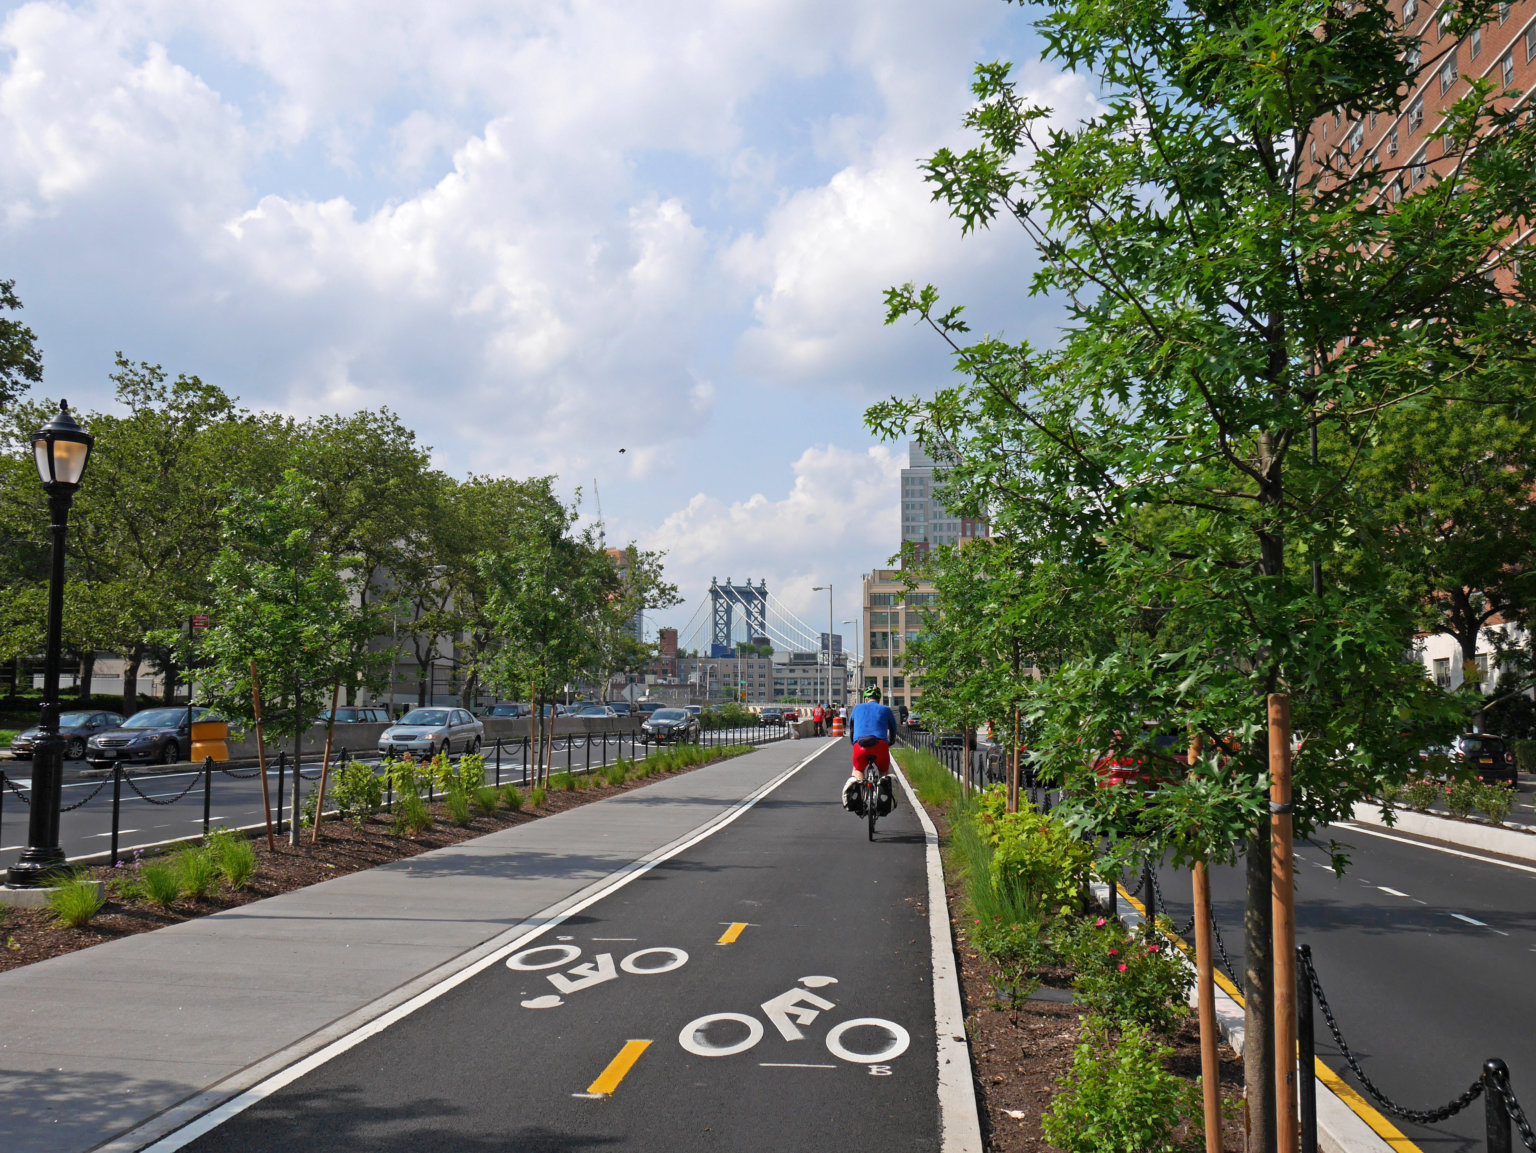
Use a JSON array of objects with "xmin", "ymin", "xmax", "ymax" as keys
[
  {"xmin": 85, "ymin": 829, "xmax": 139, "ymax": 838},
  {"xmin": 1377, "ymin": 886, "xmax": 1410, "ymax": 898},
  {"xmin": 1340, "ymin": 822, "xmax": 1536, "ymax": 875},
  {"xmin": 1451, "ymin": 913, "xmax": 1487, "ymax": 927},
  {"xmin": 760, "ymin": 1063, "xmax": 836, "ymax": 1068},
  {"xmin": 893, "ymin": 754, "xmax": 984, "ymax": 1153},
  {"xmin": 131, "ymin": 743, "xmax": 832, "ymax": 1153}
]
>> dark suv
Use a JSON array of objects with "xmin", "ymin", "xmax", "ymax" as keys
[
  {"xmin": 86, "ymin": 707, "xmax": 210, "ymax": 768},
  {"xmin": 1452, "ymin": 734, "xmax": 1518, "ymax": 786}
]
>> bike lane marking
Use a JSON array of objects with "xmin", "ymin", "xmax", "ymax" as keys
[
  {"xmin": 717, "ymin": 921, "xmax": 750, "ymax": 944},
  {"xmin": 579, "ymin": 1039, "xmax": 653, "ymax": 1097},
  {"xmin": 132, "ymin": 742, "xmax": 834, "ymax": 1153}
]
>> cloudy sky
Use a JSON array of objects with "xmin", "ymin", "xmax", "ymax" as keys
[{"xmin": 0, "ymin": 0, "xmax": 1088, "ymax": 644}]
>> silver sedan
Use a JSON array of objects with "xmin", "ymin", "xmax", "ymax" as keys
[{"xmin": 378, "ymin": 707, "xmax": 484, "ymax": 759}]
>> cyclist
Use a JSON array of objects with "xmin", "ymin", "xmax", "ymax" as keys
[{"xmin": 841, "ymin": 685, "xmax": 898, "ymax": 814}]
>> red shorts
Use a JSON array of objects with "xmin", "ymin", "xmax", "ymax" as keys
[{"xmin": 851, "ymin": 739, "xmax": 891, "ymax": 776}]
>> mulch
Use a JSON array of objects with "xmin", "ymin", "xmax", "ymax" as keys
[
  {"xmin": 926, "ymin": 800, "xmax": 1250, "ymax": 1153},
  {"xmin": 0, "ymin": 759, "xmax": 718, "ymax": 975}
]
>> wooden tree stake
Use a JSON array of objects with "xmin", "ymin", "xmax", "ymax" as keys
[
  {"xmin": 250, "ymin": 659, "xmax": 276, "ymax": 852},
  {"xmin": 1191, "ymin": 728, "xmax": 1222, "ymax": 1153},
  {"xmin": 311, "ymin": 683, "xmax": 340, "ymax": 844},
  {"xmin": 1271, "ymin": 693, "xmax": 1298, "ymax": 1153}
]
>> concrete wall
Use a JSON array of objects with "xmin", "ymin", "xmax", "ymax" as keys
[{"xmin": 222, "ymin": 715, "xmax": 643, "ymax": 761}]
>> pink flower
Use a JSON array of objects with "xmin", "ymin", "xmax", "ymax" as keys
[
  {"xmin": 1148, "ymin": 945, "xmax": 1160, "ymax": 953},
  {"xmin": 1095, "ymin": 917, "xmax": 1107, "ymax": 928},
  {"xmin": 1118, "ymin": 963, "xmax": 1128, "ymax": 972},
  {"xmin": 1108, "ymin": 948, "xmax": 1119, "ymax": 956}
]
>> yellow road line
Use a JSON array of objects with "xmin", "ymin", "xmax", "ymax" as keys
[
  {"xmin": 1115, "ymin": 885, "xmax": 1421, "ymax": 1153},
  {"xmin": 586, "ymin": 1039, "xmax": 651, "ymax": 1096},
  {"xmin": 717, "ymin": 922, "xmax": 749, "ymax": 945}
]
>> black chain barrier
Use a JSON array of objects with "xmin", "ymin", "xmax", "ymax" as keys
[
  {"xmin": 218, "ymin": 765, "xmax": 263, "ymax": 779},
  {"xmin": 1147, "ymin": 871, "xmax": 1197, "ymax": 935},
  {"xmin": 1299, "ymin": 947, "xmax": 1485, "ymax": 1124},
  {"xmin": 59, "ymin": 776, "xmax": 111, "ymax": 812},
  {"xmin": 3, "ymin": 775, "xmax": 31, "ymax": 804},
  {"xmin": 1489, "ymin": 1065, "xmax": 1536, "ymax": 1153},
  {"xmin": 121, "ymin": 769, "xmax": 203, "ymax": 807},
  {"xmin": 1208, "ymin": 909, "xmax": 1242, "ymax": 986}
]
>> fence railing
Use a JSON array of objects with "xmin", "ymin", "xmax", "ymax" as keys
[{"xmin": 0, "ymin": 721, "xmax": 789, "ymax": 868}]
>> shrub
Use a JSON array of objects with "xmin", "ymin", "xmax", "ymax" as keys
[
  {"xmin": 456, "ymin": 753, "xmax": 487, "ymax": 794},
  {"xmin": 976, "ymin": 787, "xmax": 1094, "ymax": 919},
  {"xmin": 1445, "ymin": 776, "xmax": 1481, "ymax": 819},
  {"xmin": 473, "ymin": 786, "xmax": 500, "ymax": 816},
  {"xmin": 552, "ymin": 771, "xmax": 576, "ymax": 792},
  {"xmin": 174, "ymin": 845, "xmax": 220, "ymax": 900},
  {"xmin": 393, "ymin": 792, "xmax": 432, "ymax": 835},
  {"xmin": 1404, "ymin": 776, "xmax": 1442, "ymax": 811},
  {"xmin": 206, "ymin": 827, "xmax": 257, "ymax": 890},
  {"xmin": 529, "ymin": 785, "xmax": 548, "ymax": 807},
  {"xmin": 1475, "ymin": 781, "xmax": 1515, "ymax": 824},
  {"xmin": 1041, "ymin": 1019, "xmax": 1200, "ymax": 1153},
  {"xmin": 1515, "ymin": 739, "xmax": 1536, "ymax": 776},
  {"xmin": 140, "ymin": 860, "xmax": 183, "ymax": 908},
  {"xmin": 446, "ymin": 789, "xmax": 474, "ymax": 827},
  {"xmin": 1069, "ymin": 920, "xmax": 1192, "ymax": 1036},
  {"xmin": 388, "ymin": 755, "xmax": 424, "ymax": 800},
  {"xmin": 330, "ymin": 759, "xmax": 385, "ymax": 823},
  {"xmin": 48, "ymin": 872, "xmax": 105, "ymax": 928},
  {"xmin": 502, "ymin": 785, "xmax": 524, "ymax": 811}
]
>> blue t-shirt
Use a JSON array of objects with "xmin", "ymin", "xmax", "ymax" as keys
[{"xmin": 848, "ymin": 701, "xmax": 897, "ymax": 744}]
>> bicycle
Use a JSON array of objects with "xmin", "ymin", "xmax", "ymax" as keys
[{"xmin": 863, "ymin": 764, "xmax": 882, "ymax": 840}]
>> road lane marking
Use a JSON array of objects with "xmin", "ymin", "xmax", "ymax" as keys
[
  {"xmin": 717, "ymin": 922, "xmax": 749, "ymax": 944},
  {"xmin": 1340, "ymin": 822, "xmax": 1536, "ymax": 875},
  {"xmin": 86, "ymin": 829, "xmax": 139, "ymax": 838},
  {"xmin": 1377, "ymin": 886, "xmax": 1410, "ymax": 898},
  {"xmin": 761, "ymin": 1062, "xmax": 835, "ymax": 1068},
  {"xmin": 584, "ymin": 1039, "xmax": 651, "ymax": 1096},
  {"xmin": 1450, "ymin": 913, "xmax": 1488, "ymax": 927},
  {"xmin": 132, "ymin": 741, "xmax": 833, "ymax": 1153}
]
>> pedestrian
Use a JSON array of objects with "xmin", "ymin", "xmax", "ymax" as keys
[{"xmin": 812, "ymin": 702, "xmax": 825, "ymax": 736}]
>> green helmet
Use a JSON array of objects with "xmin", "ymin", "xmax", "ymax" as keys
[{"xmin": 864, "ymin": 685, "xmax": 881, "ymax": 701}]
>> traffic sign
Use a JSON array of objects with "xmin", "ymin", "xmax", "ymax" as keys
[{"xmin": 192, "ymin": 613, "xmax": 211, "ymax": 629}]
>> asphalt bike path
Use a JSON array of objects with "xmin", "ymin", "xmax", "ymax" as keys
[
  {"xmin": 158, "ymin": 738, "xmax": 938, "ymax": 1153},
  {"xmin": 1155, "ymin": 823, "xmax": 1536, "ymax": 1153}
]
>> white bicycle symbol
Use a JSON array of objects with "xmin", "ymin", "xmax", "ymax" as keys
[{"xmin": 678, "ymin": 975, "xmax": 910, "ymax": 1073}]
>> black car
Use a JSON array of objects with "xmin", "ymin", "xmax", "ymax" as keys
[
  {"xmin": 319, "ymin": 706, "xmax": 390, "ymax": 724},
  {"xmin": 10, "ymin": 711, "xmax": 127, "ymax": 761},
  {"xmin": 759, "ymin": 707, "xmax": 785, "ymax": 726},
  {"xmin": 86, "ymin": 707, "xmax": 211, "ymax": 768},
  {"xmin": 487, "ymin": 702, "xmax": 531, "ymax": 718},
  {"xmin": 642, "ymin": 708, "xmax": 699, "ymax": 743},
  {"xmin": 1452, "ymin": 734, "xmax": 1519, "ymax": 786}
]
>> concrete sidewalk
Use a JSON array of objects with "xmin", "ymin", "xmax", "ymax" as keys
[{"xmin": 0, "ymin": 738, "xmax": 834, "ymax": 1153}]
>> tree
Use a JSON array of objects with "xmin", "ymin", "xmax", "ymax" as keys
[
  {"xmin": 194, "ymin": 472, "xmax": 384, "ymax": 844},
  {"xmin": 870, "ymin": 2, "xmax": 1534, "ymax": 1140},
  {"xmin": 587, "ymin": 543, "xmax": 679, "ymax": 701},
  {"xmin": 0, "ymin": 280, "xmax": 43, "ymax": 415}
]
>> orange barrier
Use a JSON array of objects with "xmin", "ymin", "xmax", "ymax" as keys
[{"xmin": 831, "ymin": 716, "xmax": 844, "ymax": 737}]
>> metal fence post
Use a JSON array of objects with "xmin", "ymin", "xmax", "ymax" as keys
[
  {"xmin": 1299, "ymin": 945, "xmax": 1317, "ymax": 1153},
  {"xmin": 276, "ymin": 750, "xmax": 287, "ymax": 836},
  {"xmin": 202, "ymin": 756, "xmax": 213, "ymax": 836},
  {"xmin": 495, "ymin": 738, "xmax": 501, "ymax": 787},
  {"xmin": 523, "ymin": 734, "xmax": 530, "ymax": 786},
  {"xmin": 602, "ymin": 730, "xmax": 608, "ymax": 768},
  {"xmin": 1107, "ymin": 865, "xmax": 1118, "ymax": 918},
  {"xmin": 385, "ymin": 765, "xmax": 393, "ymax": 812},
  {"xmin": 566, "ymin": 729, "xmax": 572, "ymax": 773},
  {"xmin": 109, "ymin": 765, "xmax": 121, "ymax": 866},
  {"xmin": 1485, "ymin": 1060, "xmax": 1512, "ymax": 1153},
  {"xmin": 1142, "ymin": 860, "xmax": 1156, "ymax": 923}
]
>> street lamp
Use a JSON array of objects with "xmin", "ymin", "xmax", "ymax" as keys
[
  {"xmin": 812, "ymin": 584, "xmax": 833, "ymax": 708},
  {"xmin": 9, "ymin": 401, "xmax": 94, "ymax": 887}
]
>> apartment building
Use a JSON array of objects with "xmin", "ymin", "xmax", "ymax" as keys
[
  {"xmin": 860, "ymin": 568, "xmax": 938, "ymax": 713},
  {"xmin": 900, "ymin": 442, "xmax": 988, "ymax": 559}
]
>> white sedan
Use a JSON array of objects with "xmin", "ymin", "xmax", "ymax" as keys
[{"xmin": 378, "ymin": 707, "xmax": 484, "ymax": 759}]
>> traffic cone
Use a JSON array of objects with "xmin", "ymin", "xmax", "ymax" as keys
[{"xmin": 831, "ymin": 715, "xmax": 844, "ymax": 737}]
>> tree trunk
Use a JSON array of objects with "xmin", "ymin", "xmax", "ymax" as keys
[
  {"xmin": 122, "ymin": 651, "xmax": 141, "ymax": 715},
  {"xmin": 1245, "ymin": 826, "xmax": 1277, "ymax": 1153},
  {"xmin": 162, "ymin": 661, "xmax": 180, "ymax": 706},
  {"xmin": 78, "ymin": 651, "xmax": 96, "ymax": 701},
  {"xmin": 291, "ymin": 683, "xmax": 303, "ymax": 848}
]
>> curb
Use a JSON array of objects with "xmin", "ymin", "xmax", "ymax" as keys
[
  {"xmin": 1094, "ymin": 882, "xmax": 1416, "ymax": 1153},
  {"xmin": 892, "ymin": 754, "xmax": 985, "ymax": 1153},
  {"xmin": 1349, "ymin": 802, "xmax": 1536, "ymax": 863}
]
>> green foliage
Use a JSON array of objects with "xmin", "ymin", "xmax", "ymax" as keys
[
  {"xmin": 387, "ymin": 755, "xmax": 425, "ymax": 800},
  {"xmin": 1041, "ymin": 1019, "xmax": 1201, "ymax": 1153},
  {"xmin": 473, "ymin": 786, "xmax": 500, "ymax": 816},
  {"xmin": 976, "ymin": 787, "xmax": 1093, "ymax": 918},
  {"xmin": 897, "ymin": 747, "xmax": 965, "ymax": 809},
  {"xmin": 173, "ymin": 844, "xmax": 219, "ymax": 899},
  {"xmin": 0, "ymin": 279, "xmax": 43, "ymax": 414},
  {"xmin": 1515, "ymin": 740, "xmax": 1536, "ymax": 775},
  {"xmin": 445, "ymin": 789, "xmax": 473, "ymax": 827},
  {"xmin": 1404, "ymin": 777, "xmax": 1443, "ymax": 811},
  {"xmin": 1068, "ymin": 920, "xmax": 1192, "ymax": 1036},
  {"xmin": 702, "ymin": 702, "xmax": 756, "ymax": 730},
  {"xmin": 47, "ymin": 872, "xmax": 105, "ymax": 928},
  {"xmin": 206, "ymin": 827, "xmax": 257, "ymax": 890},
  {"xmin": 329, "ymin": 759, "xmax": 385, "ymax": 824},
  {"xmin": 139, "ymin": 860, "xmax": 183, "ymax": 908},
  {"xmin": 1445, "ymin": 776, "xmax": 1481, "ymax": 819},
  {"xmin": 1475, "ymin": 782, "xmax": 1515, "ymax": 824},
  {"xmin": 552, "ymin": 771, "xmax": 577, "ymax": 792},
  {"xmin": 529, "ymin": 785, "xmax": 547, "ymax": 807},
  {"xmin": 392, "ymin": 792, "xmax": 432, "ymax": 836},
  {"xmin": 502, "ymin": 784, "xmax": 524, "ymax": 811}
]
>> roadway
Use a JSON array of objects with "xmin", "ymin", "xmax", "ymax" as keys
[
  {"xmin": 0, "ymin": 726, "xmax": 784, "ymax": 871},
  {"xmin": 153, "ymin": 739, "xmax": 940, "ymax": 1153},
  {"xmin": 1152, "ymin": 821, "xmax": 1536, "ymax": 1153}
]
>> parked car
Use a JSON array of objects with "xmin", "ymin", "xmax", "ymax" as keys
[
  {"xmin": 643, "ymin": 708, "xmax": 699, "ymax": 743},
  {"xmin": 759, "ymin": 707, "xmax": 785, "ymax": 726},
  {"xmin": 86, "ymin": 707, "xmax": 212, "ymax": 768},
  {"xmin": 575, "ymin": 705, "xmax": 619, "ymax": 718},
  {"xmin": 782, "ymin": 707, "xmax": 800, "ymax": 724},
  {"xmin": 684, "ymin": 704, "xmax": 703, "ymax": 716},
  {"xmin": 319, "ymin": 706, "xmax": 391, "ymax": 724},
  {"xmin": 607, "ymin": 702, "xmax": 633, "ymax": 716},
  {"xmin": 378, "ymin": 708, "xmax": 484, "ymax": 759},
  {"xmin": 637, "ymin": 701, "xmax": 666, "ymax": 717},
  {"xmin": 11, "ymin": 710, "xmax": 127, "ymax": 761},
  {"xmin": 1451, "ymin": 734, "xmax": 1518, "ymax": 786},
  {"xmin": 906, "ymin": 712, "xmax": 926, "ymax": 733},
  {"xmin": 487, "ymin": 702, "xmax": 531, "ymax": 718},
  {"xmin": 1091, "ymin": 729, "xmax": 1188, "ymax": 791}
]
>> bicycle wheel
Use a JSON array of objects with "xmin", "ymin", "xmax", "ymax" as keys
[{"xmin": 865, "ymin": 768, "xmax": 879, "ymax": 841}]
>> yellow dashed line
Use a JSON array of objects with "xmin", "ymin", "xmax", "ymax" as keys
[
  {"xmin": 586, "ymin": 1039, "xmax": 651, "ymax": 1096},
  {"xmin": 717, "ymin": 922, "xmax": 749, "ymax": 945}
]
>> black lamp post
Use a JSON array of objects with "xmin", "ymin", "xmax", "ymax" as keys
[{"xmin": 8, "ymin": 400, "xmax": 94, "ymax": 887}]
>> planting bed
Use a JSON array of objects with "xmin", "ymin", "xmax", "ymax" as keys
[{"xmin": 0, "ymin": 751, "xmax": 733, "ymax": 974}]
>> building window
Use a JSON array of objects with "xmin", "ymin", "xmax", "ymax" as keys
[
  {"xmin": 870, "ymin": 632, "xmax": 891, "ymax": 650},
  {"xmin": 1437, "ymin": 5, "xmax": 1452, "ymax": 38},
  {"xmin": 1308, "ymin": 138, "xmax": 1317, "ymax": 164},
  {"xmin": 1433, "ymin": 657, "xmax": 1451, "ymax": 687},
  {"xmin": 869, "ymin": 593, "xmax": 895, "ymax": 606},
  {"xmin": 1470, "ymin": 28, "xmax": 1481, "ymax": 59},
  {"xmin": 1408, "ymin": 97, "xmax": 1424, "ymax": 133},
  {"xmin": 1369, "ymin": 111, "xmax": 1378, "ymax": 131},
  {"xmin": 1347, "ymin": 122, "xmax": 1363, "ymax": 154},
  {"xmin": 1388, "ymin": 127, "xmax": 1399, "ymax": 156},
  {"xmin": 1411, "ymin": 153, "xmax": 1427, "ymax": 185},
  {"xmin": 1439, "ymin": 50, "xmax": 1457, "ymax": 94},
  {"xmin": 1503, "ymin": 51, "xmax": 1515, "ymax": 89},
  {"xmin": 1500, "ymin": 1, "xmax": 1510, "ymax": 21},
  {"xmin": 1406, "ymin": 44, "xmax": 1421, "ymax": 73},
  {"xmin": 1403, "ymin": 0, "xmax": 1418, "ymax": 21},
  {"xmin": 1390, "ymin": 178, "xmax": 1405, "ymax": 202},
  {"xmin": 1526, "ymin": 24, "xmax": 1536, "ymax": 62},
  {"xmin": 868, "ymin": 611, "xmax": 890, "ymax": 627},
  {"xmin": 892, "ymin": 676, "xmax": 905, "ymax": 689}
]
